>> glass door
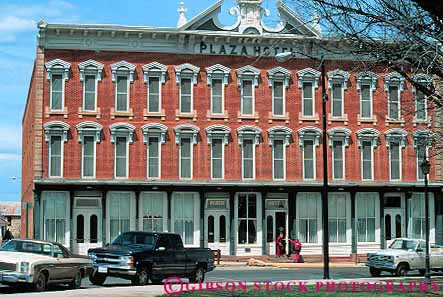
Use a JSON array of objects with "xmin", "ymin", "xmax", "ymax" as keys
[
  {"xmin": 384, "ymin": 209, "xmax": 404, "ymax": 246},
  {"xmin": 73, "ymin": 208, "xmax": 102, "ymax": 255},
  {"xmin": 205, "ymin": 211, "xmax": 230, "ymax": 255}
]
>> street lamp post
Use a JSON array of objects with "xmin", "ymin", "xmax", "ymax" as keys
[
  {"xmin": 276, "ymin": 52, "xmax": 330, "ymax": 279},
  {"xmin": 420, "ymin": 156, "xmax": 431, "ymax": 283}
]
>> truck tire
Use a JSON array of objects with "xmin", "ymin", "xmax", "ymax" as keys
[
  {"xmin": 396, "ymin": 263, "xmax": 408, "ymax": 276},
  {"xmin": 132, "ymin": 267, "xmax": 149, "ymax": 286},
  {"xmin": 69, "ymin": 271, "xmax": 82, "ymax": 289},
  {"xmin": 34, "ymin": 272, "xmax": 47, "ymax": 292},
  {"xmin": 189, "ymin": 267, "xmax": 205, "ymax": 283},
  {"xmin": 369, "ymin": 267, "xmax": 381, "ymax": 277},
  {"xmin": 89, "ymin": 272, "xmax": 106, "ymax": 286}
]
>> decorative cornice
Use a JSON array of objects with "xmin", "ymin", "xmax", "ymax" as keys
[
  {"xmin": 268, "ymin": 125, "xmax": 292, "ymax": 146},
  {"xmin": 236, "ymin": 65, "xmax": 260, "ymax": 87},
  {"xmin": 355, "ymin": 128, "xmax": 379, "ymax": 147},
  {"xmin": 297, "ymin": 126, "xmax": 321, "ymax": 146},
  {"xmin": 205, "ymin": 124, "xmax": 231, "ymax": 145},
  {"xmin": 356, "ymin": 71, "xmax": 377, "ymax": 90},
  {"xmin": 175, "ymin": 63, "xmax": 200, "ymax": 84},
  {"xmin": 141, "ymin": 123, "xmax": 168, "ymax": 144},
  {"xmin": 412, "ymin": 130, "xmax": 433, "ymax": 148},
  {"xmin": 327, "ymin": 69, "xmax": 350, "ymax": 90},
  {"xmin": 384, "ymin": 72, "xmax": 405, "ymax": 92},
  {"xmin": 43, "ymin": 121, "xmax": 70, "ymax": 142},
  {"xmin": 45, "ymin": 59, "xmax": 71, "ymax": 80},
  {"xmin": 327, "ymin": 127, "xmax": 352, "ymax": 146},
  {"xmin": 109, "ymin": 122, "xmax": 136, "ymax": 144},
  {"xmin": 267, "ymin": 67, "xmax": 291, "ymax": 87},
  {"xmin": 384, "ymin": 128, "xmax": 408, "ymax": 148},
  {"xmin": 76, "ymin": 121, "xmax": 103, "ymax": 143},
  {"xmin": 206, "ymin": 64, "xmax": 231, "ymax": 85},
  {"xmin": 237, "ymin": 125, "xmax": 262, "ymax": 145},
  {"xmin": 110, "ymin": 61, "xmax": 136, "ymax": 82},
  {"xmin": 297, "ymin": 68, "xmax": 321, "ymax": 88},
  {"xmin": 174, "ymin": 124, "xmax": 200, "ymax": 144},
  {"xmin": 78, "ymin": 59, "xmax": 104, "ymax": 81},
  {"xmin": 142, "ymin": 62, "xmax": 168, "ymax": 84}
]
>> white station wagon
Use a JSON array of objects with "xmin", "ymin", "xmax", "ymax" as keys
[{"xmin": 0, "ymin": 239, "xmax": 93, "ymax": 291}]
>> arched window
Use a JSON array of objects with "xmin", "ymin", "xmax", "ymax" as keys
[
  {"xmin": 208, "ymin": 216, "xmax": 215, "ymax": 243},
  {"xmin": 219, "ymin": 215, "xmax": 226, "ymax": 243},
  {"xmin": 90, "ymin": 215, "xmax": 98, "ymax": 243},
  {"xmin": 266, "ymin": 215, "xmax": 274, "ymax": 243},
  {"xmin": 76, "ymin": 215, "xmax": 84, "ymax": 243}
]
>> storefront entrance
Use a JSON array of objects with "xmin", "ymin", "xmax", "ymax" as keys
[
  {"xmin": 265, "ymin": 199, "xmax": 288, "ymax": 256},
  {"xmin": 72, "ymin": 197, "xmax": 102, "ymax": 255},
  {"xmin": 384, "ymin": 194, "xmax": 405, "ymax": 247},
  {"xmin": 204, "ymin": 197, "xmax": 230, "ymax": 255}
]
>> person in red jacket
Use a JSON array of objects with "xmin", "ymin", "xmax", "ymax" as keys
[
  {"xmin": 289, "ymin": 238, "xmax": 302, "ymax": 263},
  {"xmin": 275, "ymin": 231, "xmax": 286, "ymax": 257}
]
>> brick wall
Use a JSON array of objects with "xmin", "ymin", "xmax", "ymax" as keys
[{"xmin": 35, "ymin": 50, "xmax": 434, "ymax": 182}]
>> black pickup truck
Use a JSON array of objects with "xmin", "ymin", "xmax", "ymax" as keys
[{"xmin": 87, "ymin": 231, "xmax": 215, "ymax": 285}]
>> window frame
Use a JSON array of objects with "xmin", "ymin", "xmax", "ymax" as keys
[
  {"xmin": 327, "ymin": 70, "xmax": 350, "ymax": 118},
  {"xmin": 143, "ymin": 62, "xmax": 167, "ymax": 114},
  {"xmin": 45, "ymin": 59, "xmax": 71, "ymax": 112},
  {"xmin": 241, "ymin": 138, "xmax": 255, "ymax": 180},
  {"xmin": 296, "ymin": 192, "xmax": 321, "ymax": 244},
  {"xmin": 388, "ymin": 85, "xmax": 401, "ymax": 120},
  {"xmin": 115, "ymin": 75, "xmax": 130, "ymax": 112},
  {"xmin": 179, "ymin": 77, "xmax": 193, "ymax": 114},
  {"xmin": 82, "ymin": 74, "xmax": 98, "ymax": 112},
  {"xmin": 272, "ymin": 139, "xmax": 286, "ymax": 180},
  {"xmin": 272, "ymin": 80, "xmax": 285, "ymax": 116},
  {"xmin": 361, "ymin": 140, "xmax": 374, "ymax": 181},
  {"xmin": 179, "ymin": 136, "xmax": 193, "ymax": 179},
  {"xmin": 359, "ymin": 84, "xmax": 373, "ymax": 119},
  {"xmin": 147, "ymin": 136, "xmax": 161, "ymax": 179},
  {"xmin": 389, "ymin": 142, "xmax": 402, "ymax": 181},
  {"xmin": 81, "ymin": 135, "xmax": 96, "ymax": 178},
  {"xmin": 40, "ymin": 191, "xmax": 70, "ymax": 246},
  {"xmin": 240, "ymin": 78, "xmax": 255, "ymax": 116},
  {"xmin": 50, "ymin": 74, "xmax": 65, "ymax": 111},
  {"xmin": 332, "ymin": 140, "xmax": 345, "ymax": 180},
  {"xmin": 139, "ymin": 191, "xmax": 168, "ymax": 232},
  {"xmin": 49, "ymin": 135, "xmax": 64, "ymax": 178},
  {"xmin": 210, "ymin": 78, "xmax": 224, "ymax": 115},
  {"xmin": 44, "ymin": 121, "xmax": 69, "ymax": 179},
  {"xmin": 78, "ymin": 60, "xmax": 104, "ymax": 112},
  {"xmin": 331, "ymin": 83, "xmax": 344, "ymax": 118},
  {"xmin": 356, "ymin": 192, "xmax": 379, "ymax": 243},
  {"xmin": 302, "ymin": 139, "xmax": 316, "ymax": 180},
  {"xmin": 206, "ymin": 64, "xmax": 230, "ymax": 115},
  {"xmin": 114, "ymin": 135, "xmax": 129, "ymax": 178},
  {"xmin": 110, "ymin": 61, "xmax": 136, "ymax": 113},
  {"xmin": 210, "ymin": 138, "xmax": 224, "ymax": 179},
  {"xmin": 235, "ymin": 193, "xmax": 260, "ymax": 246},
  {"xmin": 356, "ymin": 72, "xmax": 377, "ymax": 119},
  {"xmin": 384, "ymin": 72, "xmax": 405, "ymax": 120},
  {"xmin": 302, "ymin": 81, "xmax": 315, "ymax": 117},
  {"xmin": 175, "ymin": 63, "xmax": 200, "ymax": 115}
]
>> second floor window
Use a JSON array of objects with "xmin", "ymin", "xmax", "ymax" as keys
[
  {"xmin": 51, "ymin": 74, "xmax": 63, "ymax": 110},
  {"xmin": 211, "ymin": 139, "xmax": 223, "ymax": 179},
  {"xmin": 388, "ymin": 85, "xmax": 400, "ymax": 120},
  {"xmin": 389, "ymin": 142, "xmax": 401, "ymax": 180},
  {"xmin": 361, "ymin": 141, "xmax": 373, "ymax": 180},
  {"xmin": 415, "ymin": 88, "xmax": 426, "ymax": 120},
  {"xmin": 332, "ymin": 140, "xmax": 344, "ymax": 179},
  {"xmin": 416, "ymin": 146, "xmax": 427, "ymax": 180},
  {"xmin": 46, "ymin": 59, "xmax": 71, "ymax": 112},
  {"xmin": 82, "ymin": 136, "xmax": 95, "ymax": 178},
  {"xmin": 241, "ymin": 80, "xmax": 254, "ymax": 115},
  {"xmin": 332, "ymin": 83, "xmax": 343, "ymax": 117},
  {"xmin": 302, "ymin": 82, "xmax": 314, "ymax": 117},
  {"xmin": 116, "ymin": 76, "xmax": 129, "ymax": 112},
  {"xmin": 83, "ymin": 75, "xmax": 96, "ymax": 111},
  {"xmin": 273, "ymin": 139, "xmax": 285, "ymax": 180},
  {"xmin": 115, "ymin": 136, "xmax": 128, "ymax": 178},
  {"xmin": 147, "ymin": 137, "xmax": 160, "ymax": 178},
  {"xmin": 180, "ymin": 78, "xmax": 192, "ymax": 113},
  {"xmin": 148, "ymin": 77, "xmax": 160, "ymax": 113},
  {"xmin": 242, "ymin": 139, "xmax": 254, "ymax": 179},
  {"xmin": 49, "ymin": 135, "xmax": 63, "ymax": 177},
  {"xmin": 303, "ymin": 139, "xmax": 315, "ymax": 180},
  {"xmin": 360, "ymin": 84, "xmax": 372, "ymax": 118},
  {"xmin": 273, "ymin": 81, "xmax": 284, "ymax": 116},
  {"xmin": 180, "ymin": 137, "xmax": 192, "ymax": 178},
  {"xmin": 211, "ymin": 79, "xmax": 223, "ymax": 114}
]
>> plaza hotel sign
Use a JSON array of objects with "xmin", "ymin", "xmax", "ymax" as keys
[{"xmin": 197, "ymin": 41, "xmax": 299, "ymax": 57}]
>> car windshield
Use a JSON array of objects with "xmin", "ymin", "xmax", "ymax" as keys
[
  {"xmin": 1, "ymin": 240, "xmax": 52, "ymax": 256},
  {"xmin": 112, "ymin": 233, "xmax": 157, "ymax": 247},
  {"xmin": 389, "ymin": 239, "xmax": 417, "ymax": 250}
]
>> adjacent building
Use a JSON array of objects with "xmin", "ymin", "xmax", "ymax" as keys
[{"xmin": 22, "ymin": 0, "xmax": 443, "ymax": 258}]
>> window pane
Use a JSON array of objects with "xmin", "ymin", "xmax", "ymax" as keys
[
  {"xmin": 211, "ymin": 139, "xmax": 223, "ymax": 178},
  {"xmin": 333, "ymin": 141, "xmax": 343, "ymax": 179},
  {"xmin": 51, "ymin": 75, "xmax": 63, "ymax": 110},
  {"xmin": 83, "ymin": 136, "xmax": 94, "ymax": 177},
  {"xmin": 243, "ymin": 140, "xmax": 254, "ymax": 179},
  {"xmin": 219, "ymin": 215, "xmax": 226, "ymax": 242},
  {"xmin": 148, "ymin": 137, "xmax": 160, "ymax": 178},
  {"xmin": 303, "ymin": 82, "xmax": 313, "ymax": 116},
  {"xmin": 148, "ymin": 77, "xmax": 160, "ymax": 112},
  {"xmin": 390, "ymin": 143, "xmax": 400, "ymax": 180},
  {"xmin": 303, "ymin": 140, "xmax": 314, "ymax": 179},
  {"xmin": 115, "ymin": 137, "xmax": 127, "ymax": 177},
  {"xmin": 332, "ymin": 84, "xmax": 343, "ymax": 117},
  {"xmin": 238, "ymin": 219, "xmax": 247, "ymax": 244},
  {"xmin": 266, "ymin": 215, "xmax": 274, "ymax": 243},
  {"xmin": 248, "ymin": 220, "xmax": 257, "ymax": 244},
  {"xmin": 362, "ymin": 141, "xmax": 372, "ymax": 180},
  {"xmin": 389, "ymin": 86, "xmax": 399, "ymax": 119},
  {"xmin": 273, "ymin": 81, "xmax": 284, "ymax": 115},
  {"xmin": 50, "ymin": 136, "xmax": 62, "ymax": 176},
  {"xmin": 238, "ymin": 195, "xmax": 247, "ymax": 218},
  {"xmin": 211, "ymin": 79, "xmax": 223, "ymax": 114},
  {"xmin": 361, "ymin": 85, "xmax": 371, "ymax": 118},
  {"xmin": 273, "ymin": 140, "xmax": 284, "ymax": 179},
  {"xmin": 242, "ymin": 80, "xmax": 253, "ymax": 115},
  {"xmin": 84, "ymin": 75, "xmax": 96, "ymax": 111},
  {"xmin": 180, "ymin": 78, "xmax": 192, "ymax": 113},
  {"xmin": 248, "ymin": 195, "xmax": 257, "ymax": 218},
  {"xmin": 415, "ymin": 89, "xmax": 426, "ymax": 119},
  {"xmin": 180, "ymin": 138, "xmax": 192, "ymax": 178}
]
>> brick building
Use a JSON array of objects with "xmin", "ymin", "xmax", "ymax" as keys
[{"xmin": 22, "ymin": 0, "xmax": 443, "ymax": 257}]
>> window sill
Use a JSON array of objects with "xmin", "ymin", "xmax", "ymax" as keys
[
  {"xmin": 413, "ymin": 116, "xmax": 432, "ymax": 127},
  {"xmin": 45, "ymin": 106, "xmax": 68, "ymax": 118},
  {"xmin": 111, "ymin": 108, "xmax": 134, "ymax": 119},
  {"xmin": 357, "ymin": 115, "xmax": 377, "ymax": 126},
  {"xmin": 237, "ymin": 111, "xmax": 259, "ymax": 123},
  {"xmin": 385, "ymin": 118, "xmax": 405, "ymax": 127},
  {"xmin": 78, "ymin": 107, "xmax": 101, "ymax": 119},
  {"xmin": 298, "ymin": 112, "xmax": 320, "ymax": 124},
  {"xmin": 206, "ymin": 111, "xmax": 229, "ymax": 122},
  {"xmin": 328, "ymin": 114, "xmax": 349, "ymax": 125},
  {"xmin": 175, "ymin": 110, "xmax": 197, "ymax": 121},
  {"xmin": 144, "ymin": 109, "xmax": 166, "ymax": 121},
  {"xmin": 268, "ymin": 112, "xmax": 290, "ymax": 124}
]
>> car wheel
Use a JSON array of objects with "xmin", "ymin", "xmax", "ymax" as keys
[
  {"xmin": 132, "ymin": 267, "xmax": 149, "ymax": 286},
  {"xmin": 69, "ymin": 271, "xmax": 82, "ymax": 289},
  {"xmin": 396, "ymin": 264, "xmax": 408, "ymax": 277},
  {"xmin": 34, "ymin": 272, "xmax": 47, "ymax": 292},
  {"xmin": 369, "ymin": 267, "xmax": 381, "ymax": 277},
  {"xmin": 418, "ymin": 269, "xmax": 426, "ymax": 276},
  {"xmin": 89, "ymin": 272, "xmax": 106, "ymax": 286},
  {"xmin": 190, "ymin": 267, "xmax": 205, "ymax": 283}
]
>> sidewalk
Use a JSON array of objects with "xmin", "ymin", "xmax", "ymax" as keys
[{"xmin": 216, "ymin": 260, "xmax": 366, "ymax": 268}]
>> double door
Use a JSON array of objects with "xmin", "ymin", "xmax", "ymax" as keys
[
  {"xmin": 265, "ymin": 211, "xmax": 288, "ymax": 256},
  {"xmin": 204, "ymin": 211, "xmax": 229, "ymax": 255},
  {"xmin": 384, "ymin": 208, "xmax": 405, "ymax": 247},
  {"xmin": 73, "ymin": 208, "xmax": 102, "ymax": 255}
]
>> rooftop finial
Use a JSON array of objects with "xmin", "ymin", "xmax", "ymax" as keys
[{"xmin": 177, "ymin": 1, "xmax": 187, "ymax": 28}]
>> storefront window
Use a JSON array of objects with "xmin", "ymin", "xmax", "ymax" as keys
[
  {"xmin": 141, "ymin": 192, "xmax": 165, "ymax": 232},
  {"xmin": 173, "ymin": 193, "xmax": 195, "ymax": 245},
  {"xmin": 328, "ymin": 193, "xmax": 348, "ymax": 243},
  {"xmin": 408, "ymin": 193, "xmax": 426, "ymax": 239},
  {"xmin": 237, "ymin": 194, "xmax": 257, "ymax": 244},
  {"xmin": 297, "ymin": 192, "xmax": 319, "ymax": 243},
  {"xmin": 109, "ymin": 192, "xmax": 131, "ymax": 241},
  {"xmin": 42, "ymin": 192, "xmax": 68, "ymax": 245},
  {"xmin": 356, "ymin": 192, "xmax": 377, "ymax": 242}
]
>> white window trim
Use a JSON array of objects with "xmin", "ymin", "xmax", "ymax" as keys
[
  {"xmin": 114, "ymin": 135, "xmax": 130, "ymax": 179},
  {"xmin": 82, "ymin": 74, "xmax": 99, "ymax": 112},
  {"xmin": 40, "ymin": 191, "xmax": 70, "ymax": 246},
  {"xmin": 175, "ymin": 124, "xmax": 199, "ymax": 179},
  {"xmin": 296, "ymin": 192, "xmax": 322, "ymax": 245},
  {"xmin": 206, "ymin": 125, "xmax": 230, "ymax": 180},
  {"xmin": 240, "ymin": 78, "xmax": 255, "ymax": 116},
  {"xmin": 206, "ymin": 64, "xmax": 230, "ymax": 115},
  {"xmin": 105, "ymin": 191, "xmax": 136, "ymax": 243},
  {"xmin": 210, "ymin": 138, "xmax": 225, "ymax": 179},
  {"xmin": 297, "ymin": 68, "xmax": 320, "ymax": 117},
  {"xmin": 385, "ymin": 128, "xmax": 407, "ymax": 181},
  {"xmin": 143, "ymin": 62, "xmax": 167, "ymax": 114},
  {"xmin": 272, "ymin": 139, "xmax": 286, "ymax": 180},
  {"xmin": 138, "ymin": 191, "xmax": 168, "ymax": 232},
  {"xmin": 356, "ymin": 128, "xmax": 379, "ymax": 181},
  {"xmin": 268, "ymin": 126, "xmax": 291, "ymax": 180},
  {"xmin": 328, "ymin": 69, "xmax": 350, "ymax": 118},
  {"xmin": 179, "ymin": 77, "xmax": 194, "ymax": 114},
  {"xmin": 328, "ymin": 193, "xmax": 352, "ymax": 245},
  {"xmin": 48, "ymin": 135, "xmax": 64, "ymax": 178},
  {"xmin": 141, "ymin": 123, "xmax": 168, "ymax": 180},
  {"xmin": 355, "ymin": 192, "xmax": 380, "ymax": 245},
  {"xmin": 384, "ymin": 72, "xmax": 405, "ymax": 120},
  {"xmin": 328, "ymin": 127, "xmax": 351, "ymax": 180},
  {"xmin": 359, "ymin": 84, "xmax": 373, "ymax": 119},
  {"xmin": 272, "ymin": 81, "xmax": 286, "ymax": 116},
  {"xmin": 46, "ymin": 59, "xmax": 71, "ymax": 112},
  {"xmin": 175, "ymin": 63, "xmax": 200, "ymax": 114},
  {"xmin": 80, "ymin": 135, "xmax": 97, "ymax": 179},
  {"xmin": 236, "ymin": 65, "xmax": 260, "ymax": 116},
  {"xmin": 114, "ymin": 75, "xmax": 130, "ymax": 112},
  {"xmin": 76, "ymin": 121, "xmax": 102, "ymax": 179},
  {"xmin": 171, "ymin": 192, "xmax": 200, "ymax": 247},
  {"xmin": 332, "ymin": 140, "xmax": 345, "ymax": 180},
  {"xmin": 302, "ymin": 139, "xmax": 316, "ymax": 180},
  {"xmin": 179, "ymin": 136, "xmax": 193, "ymax": 179},
  {"xmin": 234, "ymin": 192, "xmax": 263, "ymax": 248},
  {"xmin": 388, "ymin": 142, "xmax": 402, "ymax": 181},
  {"xmin": 241, "ymin": 139, "xmax": 255, "ymax": 180},
  {"xmin": 147, "ymin": 136, "xmax": 162, "ymax": 179},
  {"xmin": 388, "ymin": 85, "xmax": 401, "ymax": 120},
  {"xmin": 298, "ymin": 126, "xmax": 321, "ymax": 180},
  {"xmin": 111, "ymin": 61, "xmax": 136, "ymax": 112},
  {"xmin": 356, "ymin": 71, "xmax": 377, "ymax": 119},
  {"xmin": 301, "ymin": 81, "xmax": 315, "ymax": 117},
  {"xmin": 237, "ymin": 126, "xmax": 261, "ymax": 180},
  {"xmin": 415, "ymin": 146, "xmax": 428, "ymax": 181},
  {"xmin": 79, "ymin": 59, "xmax": 103, "ymax": 112},
  {"xmin": 360, "ymin": 141, "xmax": 374, "ymax": 181},
  {"xmin": 268, "ymin": 67, "xmax": 291, "ymax": 116}
]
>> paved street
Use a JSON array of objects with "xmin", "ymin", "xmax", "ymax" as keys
[{"xmin": 1, "ymin": 266, "xmax": 441, "ymax": 296}]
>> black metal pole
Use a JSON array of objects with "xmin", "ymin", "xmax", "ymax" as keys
[
  {"xmin": 320, "ymin": 56, "xmax": 330, "ymax": 279},
  {"xmin": 424, "ymin": 162, "xmax": 431, "ymax": 283}
]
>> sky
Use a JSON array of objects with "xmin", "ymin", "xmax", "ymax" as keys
[{"xmin": 0, "ymin": 0, "xmax": 285, "ymax": 202}]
